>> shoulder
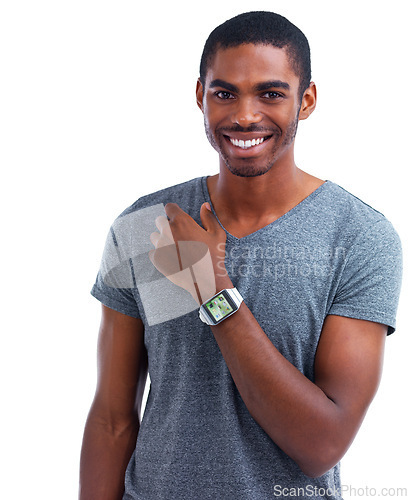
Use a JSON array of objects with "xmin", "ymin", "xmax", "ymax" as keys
[
  {"xmin": 322, "ymin": 183, "xmax": 402, "ymax": 335},
  {"xmin": 321, "ymin": 181, "xmax": 400, "ymax": 244},
  {"xmin": 118, "ymin": 176, "xmax": 206, "ymax": 220},
  {"xmin": 103, "ymin": 176, "xmax": 208, "ymax": 255},
  {"xmin": 322, "ymin": 181, "xmax": 387, "ymax": 224}
]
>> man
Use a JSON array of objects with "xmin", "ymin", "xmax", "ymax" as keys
[{"xmin": 79, "ymin": 11, "xmax": 402, "ymax": 500}]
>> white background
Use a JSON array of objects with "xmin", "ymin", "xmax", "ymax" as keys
[{"xmin": 1, "ymin": 1, "xmax": 408, "ymax": 498}]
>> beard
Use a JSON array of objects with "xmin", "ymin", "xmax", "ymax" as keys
[{"xmin": 204, "ymin": 118, "xmax": 299, "ymax": 178}]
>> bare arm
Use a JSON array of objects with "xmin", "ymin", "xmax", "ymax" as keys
[
  {"xmin": 79, "ymin": 305, "xmax": 148, "ymax": 500},
  {"xmin": 149, "ymin": 202, "xmax": 388, "ymax": 478},
  {"xmin": 210, "ymin": 276, "xmax": 387, "ymax": 477},
  {"xmin": 149, "ymin": 202, "xmax": 390, "ymax": 478}
]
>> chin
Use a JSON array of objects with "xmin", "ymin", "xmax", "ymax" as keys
[
  {"xmin": 223, "ymin": 155, "xmax": 275, "ymax": 178},
  {"xmin": 226, "ymin": 165, "xmax": 271, "ymax": 178}
]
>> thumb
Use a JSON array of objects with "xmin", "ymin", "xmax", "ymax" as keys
[{"xmin": 200, "ymin": 202, "xmax": 219, "ymax": 232}]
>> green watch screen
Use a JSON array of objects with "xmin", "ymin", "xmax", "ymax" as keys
[{"xmin": 205, "ymin": 293, "xmax": 234, "ymax": 321}]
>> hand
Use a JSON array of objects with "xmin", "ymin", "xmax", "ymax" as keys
[{"xmin": 148, "ymin": 202, "xmax": 230, "ymax": 305}]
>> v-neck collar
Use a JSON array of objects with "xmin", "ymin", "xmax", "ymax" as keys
[{"xmin": 201, "ymin": 176, "xmax": 330, "ymax": 242}]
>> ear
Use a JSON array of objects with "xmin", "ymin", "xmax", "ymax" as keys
[
  {"xmin": 298, "ymin": 82, "xmax": 317, "ymax": 121},
  {"xmin": 196, "ymin": 78, "xmax": 204, "ymax": 113}
]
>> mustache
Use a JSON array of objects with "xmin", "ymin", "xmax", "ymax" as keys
[{"xmin": 217, "ymin": 124, "xmax": 278, "ymax": 134}]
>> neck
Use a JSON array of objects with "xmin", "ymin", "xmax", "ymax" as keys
[{"xmin": 210, "ymin": 150, "xmax": 321, "ymax": 224}]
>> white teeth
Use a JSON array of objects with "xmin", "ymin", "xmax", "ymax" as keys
[{"xmin": 229, "ymin": 137, "xmax": 266, "ymax": 149}]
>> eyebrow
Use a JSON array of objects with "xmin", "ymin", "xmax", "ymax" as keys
[
  {"xmin": 209, "ymin": 79, "xmax": 239, "ymax": 93},
  {"xmin": 255, "ymin": 80, "xmax": 290, "ymax": 92},
  {"xmin": 209, "ymin": 79, "xmax": 291, "ymax": 93}
]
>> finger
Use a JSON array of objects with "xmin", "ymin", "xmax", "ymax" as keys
[
  {"xmin": 150, "ymin": 231, "xmax": 160, "ymax": 247},
  {"xmin": 165, "ymin": 202, "xmax": 202, "ymax": 231},
  {"xmin": 200, "ymin": 202, "xmax": 222, "ymax": 233},
  {"xmin": 164, "ymin": 202, "xmax": 184, "ymax": 219},
  {"xmin": 155, "ymin": 215, "xmax": 174, "ymax": 241},
  {"xmin": 155, "ymin": 215, "xmax": 170, "ymax": 230},
  {"xmin": 150, "ymin": 231, "xmax": 173, "ymax": 248}
]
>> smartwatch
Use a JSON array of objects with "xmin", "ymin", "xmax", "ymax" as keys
[{"xmin": 199, "ymin": 288, "xmax": 243, "ymax": 325}]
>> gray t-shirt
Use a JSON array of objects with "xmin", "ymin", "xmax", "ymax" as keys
[{"xmin": 91, "ymin": 177, "xmax": 402, "ymax": 500}]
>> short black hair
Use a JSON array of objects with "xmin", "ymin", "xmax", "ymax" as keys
[{"xmin": 199, "ymin": 11, "xmax": 311, "ymax": 102}]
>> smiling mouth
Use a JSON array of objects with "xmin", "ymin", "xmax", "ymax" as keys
[{"xmin": 224, "ymin": 135, "xmax": 273, "ymax": 150}]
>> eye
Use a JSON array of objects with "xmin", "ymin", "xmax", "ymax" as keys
[
  {"xmin": 214, "ymin": 91, "xmax": 235, "ymax": 100},
  {"xmin": 261, "ymin": 91, "xmax": 284, "ymax": 100}
]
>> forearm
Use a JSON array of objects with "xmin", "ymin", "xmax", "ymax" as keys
[
  {"xmin": 210, "ymin": 279, "xmax": 346, "ymax": 476},
  {"xmin": 79, "ymin": 412, "xmax": 139, "ymax": 500}
]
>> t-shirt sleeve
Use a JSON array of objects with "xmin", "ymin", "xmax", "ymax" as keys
[
  {"xmin": 327, "ymin": 219, "xmax": 402, "ymax": 334},
  {"xmin": 90, "ymin": 225, "xmax": 141, "ymax": 319}
]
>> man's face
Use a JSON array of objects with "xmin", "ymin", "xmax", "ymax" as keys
[{"xmin": 197, "ymin": 44, "xmax": 309, "ymax": 178}]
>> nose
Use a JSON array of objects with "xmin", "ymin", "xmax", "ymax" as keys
[{"xmin": 231, "ymin": 98, "xmax": 262, "ymax": 127}]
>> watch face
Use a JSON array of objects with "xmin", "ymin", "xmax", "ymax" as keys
[{"xmin": 203, "ymin": 291, "xmax": 237, "ymax": 324}]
